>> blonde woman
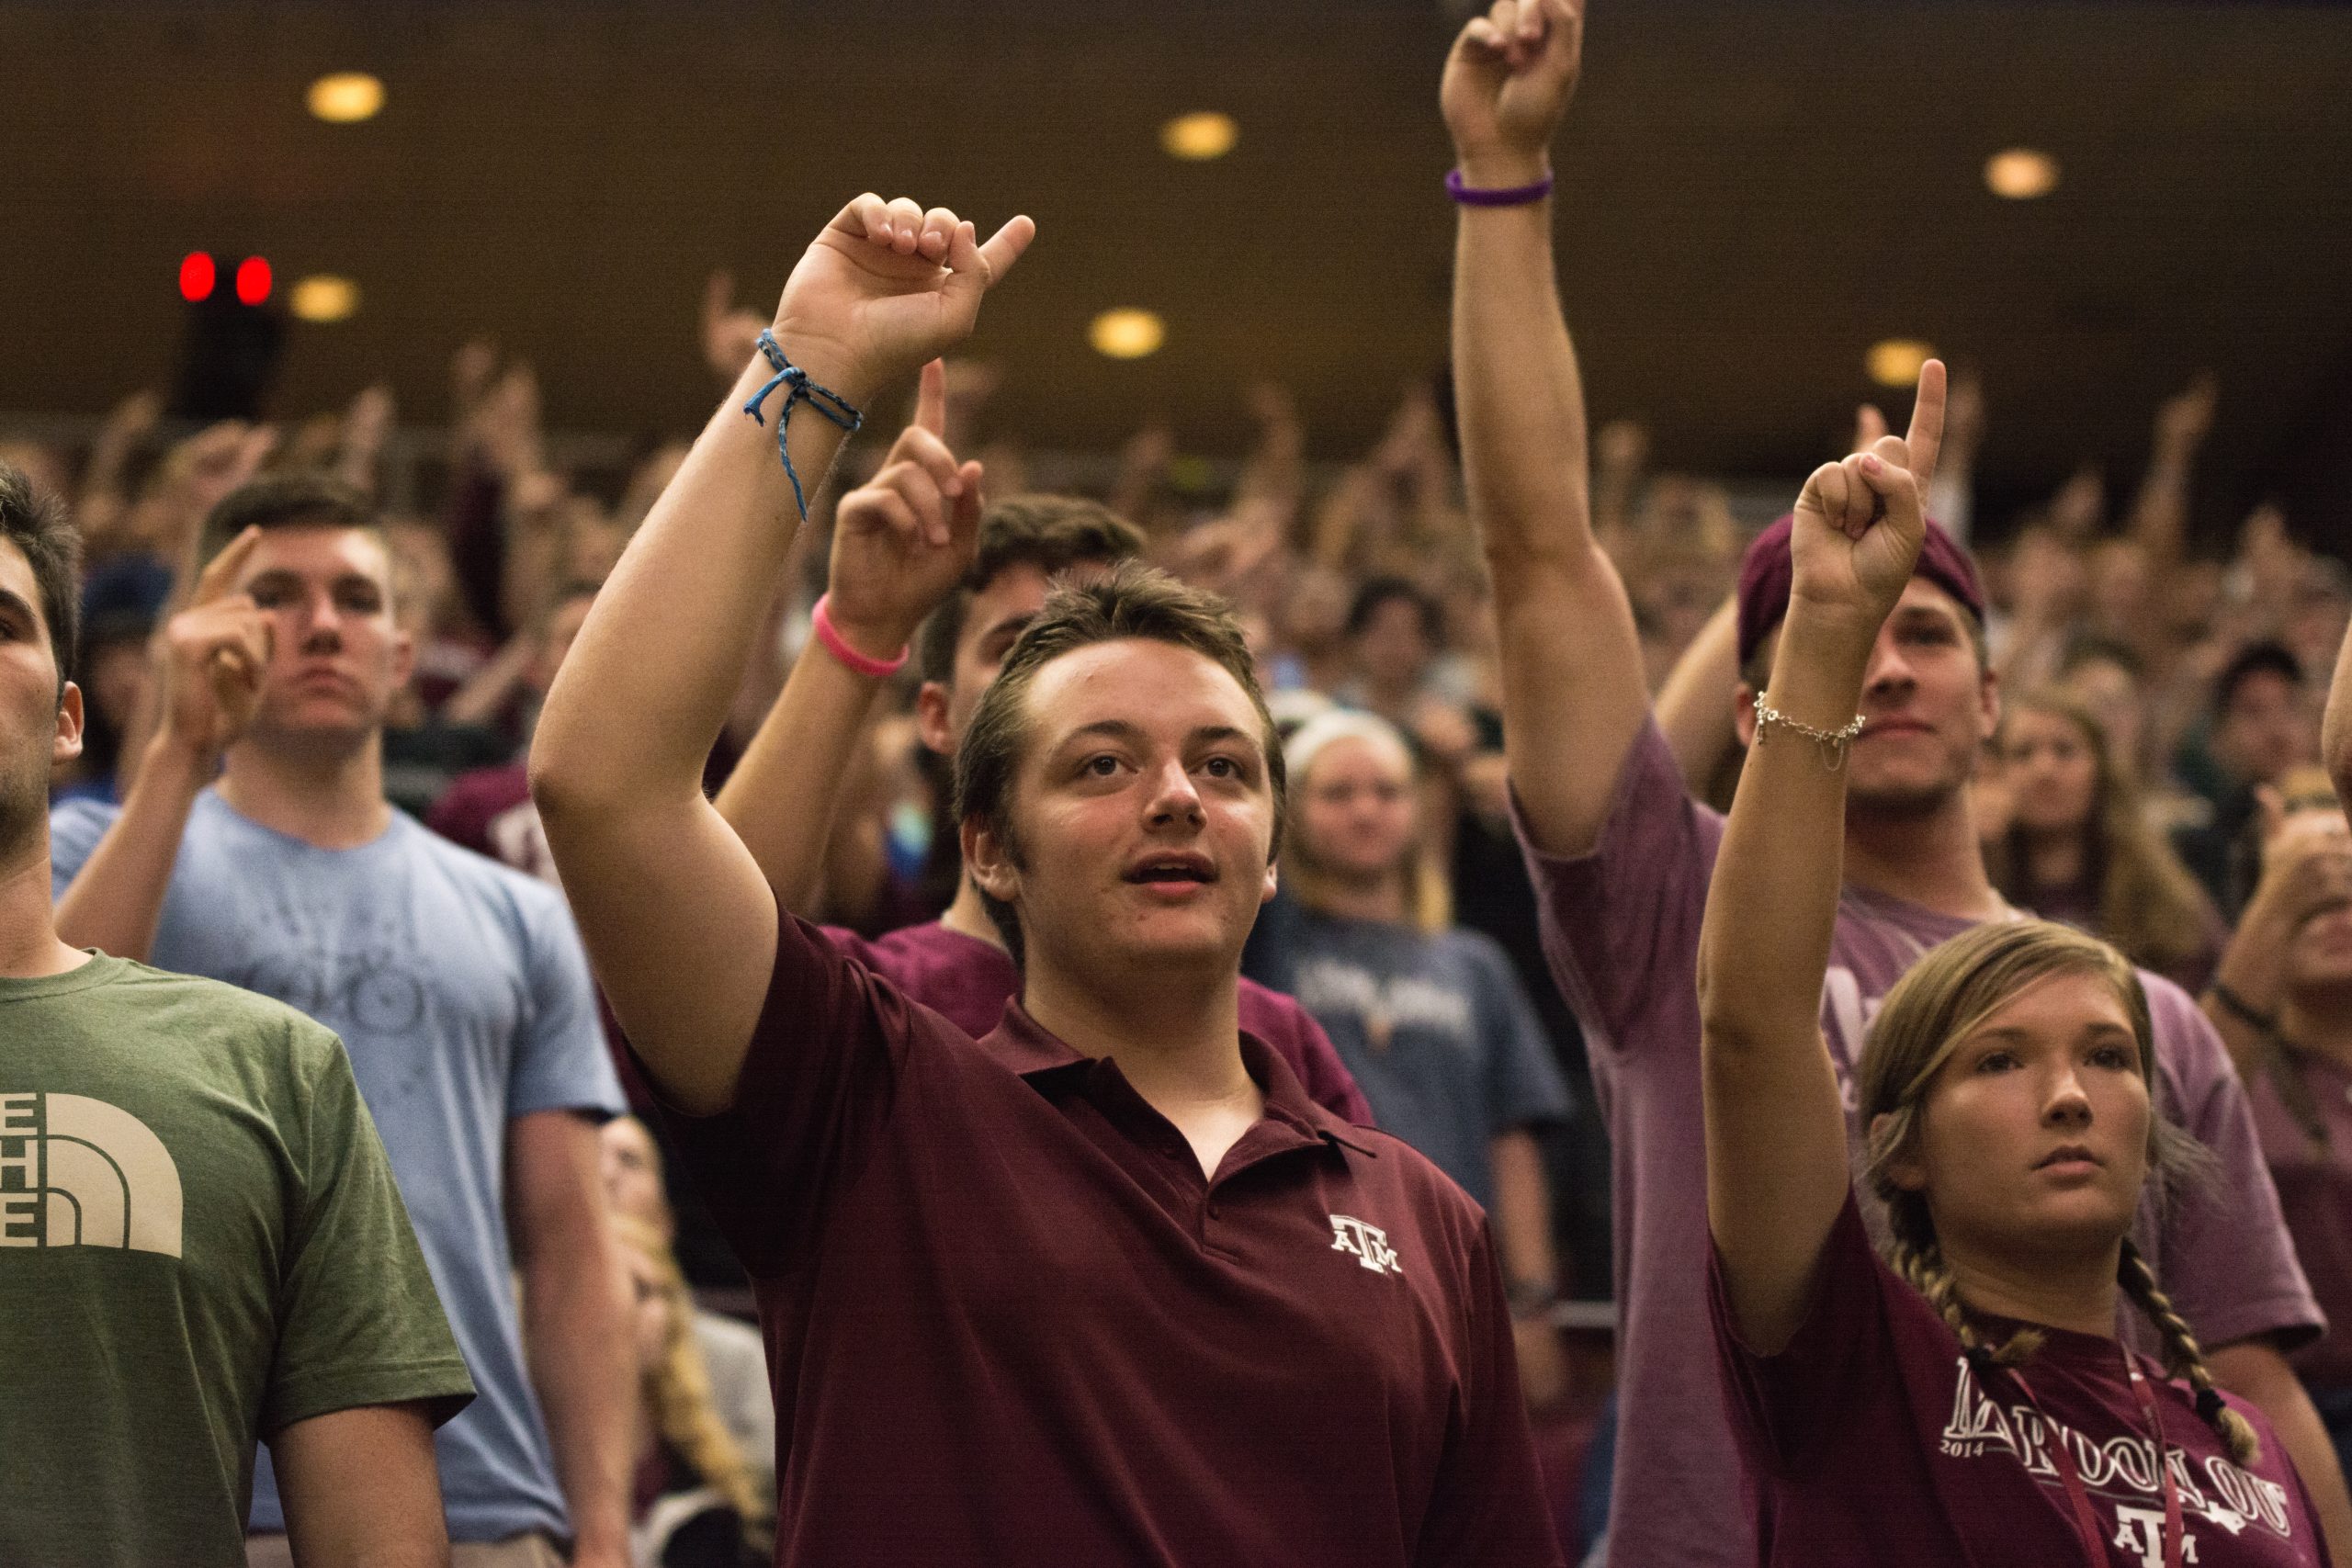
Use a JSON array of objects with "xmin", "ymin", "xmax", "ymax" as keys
[
  {"xmin": 1987, "ymin": 688, "xmax": 2227, "ymax": 990},
  {"xmin": 1698, "ymin": 406, "xmax": 2327, "ymax": 1562},
  {"xmin": 615, "ymin": 1217, "xmax": 771, "ymax": 1568}
]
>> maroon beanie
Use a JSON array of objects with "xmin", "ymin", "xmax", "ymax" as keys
[{"xmin": 1735, "ymin": 513, "xmax": 1986, "ymax": 670}]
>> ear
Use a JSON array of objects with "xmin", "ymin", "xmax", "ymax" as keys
[
  {"xmin": 390, "ymin": 622, "xmax": 417, "ymax": 690},
  {"xmin": 915, "ymin": 682, "xmax": 956, "ymax": 757},
  {"xmin": 960, "ymin": 815, "xmax": 1020, "ymax": 903},
  {"xmin": 1734, "ymin": 682, "xmax": 1760, "ymax": 750},
  {"xmin": 51, "ymin": 682, "xmax": 85, "ymax": 766},
  {"xmin": 1976, "ymin": 663, "xmax": 2002, "ymax": 743},
  {"xmin": 1261, "ymin": 856, "xmax": 1279, "ymax": 907},
  {"xmin": 1868, "ymin": 1111, "xmax": 1927, "ymax": 1192}
]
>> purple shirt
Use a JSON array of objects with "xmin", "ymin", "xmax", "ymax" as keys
[
  {"xmin": 650, "ymin": 908, "xmax": 1563, "ymax": 1566},
  {"xmin": 824, "ymin": 919, "xmax": 1374, "ymax": 1125},
  {"xmin": 1522, "ymin": 722, "xmax": 2323, "ymax": 1568},
  {"xmin": 2246, "ymin": 1052, "xmax": 2352, "ymax": 1387},
  {"xmin": 1713, "ymin": 1193, "xmax": 2326, "ymax": 1566}
]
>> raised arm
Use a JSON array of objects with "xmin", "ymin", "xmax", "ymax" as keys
[
  {"xmin": 56, "ymin": 527, "xmax": 269, "ymax": 958},
  {"xmin": 530, "ymin": 197, "xmax": 1032, "ymax": 1114},
  {"xmin": 713, "ymin": 359, "xmax": 984, "ymax": 912},
  {"xmin": 1443, "ymin": 0, "xmax": 1645, "ymax": 857},
  {"xmin": 1699, "ymin": 372, "xmax": 1941, "ymax": 1354},
  {"xmin": 2327, "ymin": 612, "xmax": 2352, "ymax": 809},
  {"xmin": 2127, "ymin": 374, "xmax": 2216, "ymax": 567}
]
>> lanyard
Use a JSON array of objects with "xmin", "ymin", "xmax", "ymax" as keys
[{"xmin": 2000, "ymin": 1352, "xmax": 2183, "ymax": 1568}]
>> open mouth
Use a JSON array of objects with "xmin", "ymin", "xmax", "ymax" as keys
[{"xmin": 1124, "ymin": 854, "xmax": 1216, "ymax": 886}]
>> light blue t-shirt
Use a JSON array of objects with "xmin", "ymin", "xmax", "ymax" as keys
[{"xmin": 51, "ymin": 792, "xmax": 625, "ymax": 1545}]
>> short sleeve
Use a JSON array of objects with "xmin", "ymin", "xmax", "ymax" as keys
[
  {"xmin": 1707, "ymin": 1192, "xmax": 1891, "ymax": 1474},
  {"xmin": 48, "ymin": 799, "xmax": 119, "ymax": 891},
  {"xmin": 1510, "ymin": 720, "xmax": 1724, "ymax": 1057},
  {"xmin": 263, "ymin": 1023, "xmax": 475, "ymax": 1436},
  {"xmin": 504, "ymin": 883, "xmax": 626, "ymax": 1121},
  {"xmin": 1410, "ymin": 1220, "xmax": 1567, "ymax": 1567},
  {"xmin": 2143, "ymin": 975, "xmax": 2324, "ymax": 1352},
  {"xmin": 1468, "ymin": 934, "xmax": 1573, "ymax": 1134},
  {"xmin": 644, "ymin": 904, "xmax": 931, "ymax": 1280}
]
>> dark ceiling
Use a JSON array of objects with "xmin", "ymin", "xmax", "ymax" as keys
[{"xmin": 6, "ymin": 1, "xmax": 2351, "ymax": 541}]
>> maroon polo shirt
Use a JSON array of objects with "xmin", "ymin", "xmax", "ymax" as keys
[
  {"xmin": 824, "ymin": 917, "xmax": 1376, "ymax": 1125},
  {"xmin": 650, "ymin": 908, "xmax": 1561, "ymax": 1567}
]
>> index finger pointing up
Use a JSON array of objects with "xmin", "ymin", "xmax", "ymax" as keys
[
  {"xmin": 1904, "ymin": 359, "xmax": 1947, "ymax": 498},
  {"xmin": 193, "ymin": 525, "xmax": 264, "ymax": 606},
  {"xmin": 915, "ymin": 359, "xmax": 948, "ymax": 440}
]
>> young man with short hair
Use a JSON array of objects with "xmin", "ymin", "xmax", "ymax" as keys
[
  {"xmin": 0, "ymin": 462, "xmax": 474, "ymax": 1567},
  {"xmin": 711, "ymin": 387, "xmax": 1369, "ymax": 1123},
  {"xmin": 1443, "ymin": 2, "xmax": 2346, "ymax": 1562},
  {"xmin": 532, "ymin": 192, "xmax": 1559, "ymax": 1564},
  {"xmin": 51, "ymin": 473, "xmax": 633, "ymax": 1568}
]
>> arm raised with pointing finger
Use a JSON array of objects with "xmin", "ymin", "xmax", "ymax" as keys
[{"xmin": 530, "ymin": 196, "xmax": 1033, "ymax": 1115}]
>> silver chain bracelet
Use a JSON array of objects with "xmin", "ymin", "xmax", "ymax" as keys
[{"xmin": 1754, "ymin": 700, "xmax": 1866, "ymax": 770}]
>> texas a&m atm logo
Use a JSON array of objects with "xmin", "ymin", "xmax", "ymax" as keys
[
  {"xmin": 1329, "ymin": 1214, "xmax": 1403, "ymax": 1275},
  {"xmin": 0, "ymin": 1092, "xmax": 183, "ymax": 1257}
]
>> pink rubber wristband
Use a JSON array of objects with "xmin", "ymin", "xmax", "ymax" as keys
[{"xmin": 810, "ymin": 593, "xmax": 909, "ymax": 679}]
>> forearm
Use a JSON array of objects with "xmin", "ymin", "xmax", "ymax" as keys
[
  {"xmin": 1451, "ymin": 191, "xmax": 1593, "ymax": 569},
  {"xmin": 1487, "ymin": 1129, "xmax": 1558, "ymax": 1293},
  {"xmin": 53, "ymin": 738, "xmax": 209, "ymax": 960},
  {"xmin": 2205, "ymin": 901, "xmax": 2296, "ymax": 1077},
  {"xmin": 2126, "ymin": 447, "xmax": 2194, "ymax": 563},
  {"xmin": 2209, "ymin": 1340, "xmax": 2352, "ymax": 1559},
  {"xmin": 533, "ymin": 349, "xmax": 868, "ymax": 818},
  {"xmin": 522, "ymin": 1232, "xmax": 634, "ymax": 1562},
  {"xmin": 1698, "ymin": 619, "xmax": 1868, "ymax": 1045},
  {"xmin": 713, "ymin": 645, "xmax": 888, "ymax": 913},
  {"xmin": 1657, "ymin": 595, "xmax": 1740, "ymax": 791}
]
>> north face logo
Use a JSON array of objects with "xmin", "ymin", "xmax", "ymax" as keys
[
  {"xmin": 1329, "ymin": 1214, "xmax": 1402, "ymax": 1275},
  {"xmin": 0, "ymin": 1092, "xmax": 183, "ymax": 1258}
]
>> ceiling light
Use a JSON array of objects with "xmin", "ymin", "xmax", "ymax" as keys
[
  {"xmin": 1159, "ymin": 112, "xmax": 1238, "ymax": 161},
  {"xmin": 1866, "ymin": 339, "xmax": 1935, "ymax": 389},
  {"xmin": 1984, "ymin": 147, "xmax": 2059, "ymax": 200},
  {"xmin": 307, "ymin": 72, "xmax": 385, "ymax": 124},
  {"xmin": 1090, "ymin": 309, "xmax": 1166, "ymax": 360},
  {"xmin": 178, "ymin": 252, "xmax": 216, "ymax": 302},
  {"xmin": 291, "ymin": 275, "xmax": 361, "ymax": 323},
  {"xmin": 234, "ymin": 256, "xmax": 273, "ymax": 306}
]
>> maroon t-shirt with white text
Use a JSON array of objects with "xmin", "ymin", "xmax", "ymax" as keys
[
  {"xmin": 649, "ymin": 908, "xmax": 1561, "ymax": 1566},
  {"xmin": 1521, "ymin": 722, "xmax": 2323, "ymax": 1568},
  {"xmin": 825, "ymin": 918, "xmax": 1374, "ymax": 1125},
  {"xmin": 1712, "ymin": 1195, "xmax": 2329, "ymax": 1567}
]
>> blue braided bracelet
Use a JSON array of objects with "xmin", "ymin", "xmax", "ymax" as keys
[{"xmin": 741, "ymin": 328, "xmax": 865, "ymax": 519}]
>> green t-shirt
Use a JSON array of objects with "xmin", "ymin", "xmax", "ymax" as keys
[{"xmin": 0, "ymin": 954, "xmax": 474, "ymax": 1567}]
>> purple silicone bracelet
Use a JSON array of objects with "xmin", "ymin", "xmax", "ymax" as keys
[
  {"xmin": 1439, "ymin": 166, "xmax": 1552, "ymax": 207},
  {"xmin": 1445, "ymin": 167, "xmax": 1555, "ymax": 207}
]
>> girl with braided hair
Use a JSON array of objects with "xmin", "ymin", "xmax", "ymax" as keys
[{"xmin": 1697, "ymin": 378, "xmax": 2330, "ymax": 1566}]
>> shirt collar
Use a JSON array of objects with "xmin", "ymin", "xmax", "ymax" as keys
[{"xmin": 978, "ymin": 998, "xmax": 1378, "ymax": 1160}]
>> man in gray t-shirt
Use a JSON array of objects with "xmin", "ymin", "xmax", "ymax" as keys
[
  {"xmin": 55, "ymin": 474, "xmax": 632, "ymax": 1565},
  {"xmin": 1440, "ymin": 6, "xmax": 2345, "ymax": 1563}
]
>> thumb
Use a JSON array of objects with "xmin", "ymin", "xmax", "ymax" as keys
[
  {"xmin": 915, "ymin": 359, "xmax": 948, "ymax": 439},
  {"xmin": 967, "ymin": 216, "xmax": 1037, "ymax": 289}
]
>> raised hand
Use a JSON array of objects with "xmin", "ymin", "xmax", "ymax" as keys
[
  {"xmin": 1441, "ymin": 0, "xmax": 1586, "ymax": 181},
  {"xmin": 1788, "ymin": 360, "xmax": 1944, "ymax": 635},
  {"xmin": 822, "ymin": 359, "xmax": 985, "ymax": 657},
  {"xmin": 156, "ymin": 525, "xmax": 272, "ymax": 761},
  {"xmin": 2154, "ymin": 372, "xmax": 2219, "ymax": 455},
  {"xmin": 770, "ymin": 196, "xmax": 1035, "ymax": 403}
]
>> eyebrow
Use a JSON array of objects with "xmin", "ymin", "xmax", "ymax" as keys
[
  {"xmin": 1056, "ymin": 719, "xmax": 1260, "ymax": 750},
  {"xmin": 0, "ymin": 588, "xmax": 40, "ymax": 629}
]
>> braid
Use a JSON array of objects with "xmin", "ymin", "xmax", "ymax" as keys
[
  {"xmin": 2118, "ymin": 1238, "xmax": 2261, "ymax": 1467},
  {"xmin": 1889, "ymin": 1235, "xmax": 2043, "ymax": 1366}
]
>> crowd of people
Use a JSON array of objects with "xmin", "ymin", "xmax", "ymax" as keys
[{"xmin": 5, "ymin": 0, "xmax": 2352, "ymax": 1564}]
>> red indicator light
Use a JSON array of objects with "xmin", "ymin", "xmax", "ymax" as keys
[
  {"xmin": 235, "ymin": 256, "xmax": 273, "ymax": 306},
  {"xmin": 178, "ymin": 252, "xmax": 216, "ymax": 302}
]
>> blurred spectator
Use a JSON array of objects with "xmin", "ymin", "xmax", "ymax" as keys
[
  {"xmin": 1246, "ymin": 710, "xmax": 1573, "ymax": 1406},
  {"xmin": 2177, "ymin": 641, "xmax": 2323, "ymax": 915},
  {"xmin": 1982, "ymin": 688, "xmax": 2225, "ymax": 990},
  {"xmin": 613, "ymin": 1217, "xmax": 771, "ymax": 1568},
  {"xmin": 53, "ymin": 607, "xmax": 154, "ymax": 804},
  {"xmin": 600, "ymin": 1117, "xmax": 775, "ymax": 1506}
]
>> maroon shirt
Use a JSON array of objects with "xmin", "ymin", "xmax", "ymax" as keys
[
  {"xmin": 825, "ymin": 918, "xmax": 1374, "ymax": 1125},
  {"xmin": 1712, "ymin": 1195, "xmax": 2329, "ymax": 1566},
  {"xmin": 2246, "ymin": 1051, "xmax": 2352, "ymax": 1388},
  {"xmin": 650, "ymin": 910, "xmax": 1561, "ymax": 1567}
]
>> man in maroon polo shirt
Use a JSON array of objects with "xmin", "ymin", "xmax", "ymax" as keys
[
  {"xmin": 530, "ymin": 193, "xmax": 1561, "ymax": 1566},
  {"xmin": 711, "ymin": 380, "xmax": 1372, "ymax": 1126}
]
